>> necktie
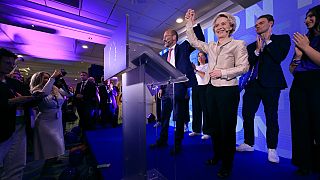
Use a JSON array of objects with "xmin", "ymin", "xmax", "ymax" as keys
[
  {"xmin": 80, "ymin": 81, "xmax": 85, "ymax": 93},
  {"xmin": 167, "ymin": 48, "xmax": 173, "ymax": 62}
]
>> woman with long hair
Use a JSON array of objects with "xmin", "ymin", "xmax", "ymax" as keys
[{"xmin": 289, "ymin": 5, "xmax": 320, "ymax": 175}]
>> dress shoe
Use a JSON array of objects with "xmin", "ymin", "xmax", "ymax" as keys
[
  {"xmin": 149, "ymin": 141, "xmax": 168, "ymax": 149},
  {"xmin": 170, "ymin": 146, "xmax": 181, "ymax": 155},
  {"xmin": 205, "ymin": 158, "xmax": 220, "ymax": 166},
  {"xmin": 217, "ymin": 168, "xmax": 231, "ymax": 179}
]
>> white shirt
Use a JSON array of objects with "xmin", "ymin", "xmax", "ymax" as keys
[
  {"xmin": 196, "ymin": 63, "xmax": 209, "ymax": 85},
  {"xmin": 167, "ymin": 44, "xmax": 176, "ymax": 67}
]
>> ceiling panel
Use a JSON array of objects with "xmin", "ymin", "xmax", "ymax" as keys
[
  {"xmin": 79, "ymin": 10, "xmax": 108, "ymax": 23},
  {"xmin": 46, "ymin": 0, "xmax": 80, "ymax": 15},
  {"xmin": 81, "ymin": 0, "xmax": 114, "ymax": 17},
  {"xmin": 141, "ymin": 1, "xmax": 178, "ymax": 22}
]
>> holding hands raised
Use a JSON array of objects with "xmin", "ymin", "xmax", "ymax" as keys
[{"xmin": 185, "ymin": 9, "xmax": 196, "ymax": 25}]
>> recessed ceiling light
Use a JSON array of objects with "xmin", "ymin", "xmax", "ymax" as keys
[
  {"xmin": 82, "ymin": 45, "xmax": 88, "ymax": 49},
  {"xmin": 31, "ymin": 24, "xmax": 35, "ymax": 27},
  {"xmin": 176, "ymin": 18, "xmax": 183, "ymax": 23},
  {"xmin": 88, "ymin": 37, "xmax": 92, "ymax": 40}
]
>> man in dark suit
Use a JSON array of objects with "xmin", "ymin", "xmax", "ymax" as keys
[
  {"xmin": 236, "ymin": 14, "xmax": 291, "ymax": 163},
  {"xmin": 150, "ymin": 24, "xmax": 205, "ymax": 155},
  {"xmin": 75, "ymin": 72, "xmax": 98, "ymax": 130},
  {"xmin": 98, "ymin": 79, "xmax": 118, "ymax": 127}
]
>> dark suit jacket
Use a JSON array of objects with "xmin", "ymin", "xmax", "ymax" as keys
[
  {"xmin": 162, "ymin": 24, "xmax": 205, "ymax": 98},
  {"xmin": 75, "ymin": 81, "xmax": 97, "ymax": 108},
  {"xmin": 247, "ymin": 34, "xmax": 291, "ymax": 89},
  {"xmin": 98, "ymin": 85, "xmax": 117, "ymax": 109},
  {"xmin": 0, "ymin": 77, "xmax": 30, "ymax": 143}
]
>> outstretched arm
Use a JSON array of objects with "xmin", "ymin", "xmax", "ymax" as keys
[{"xmin": 185, "ymin": 9, "xmax": 209, "ymax": 53}]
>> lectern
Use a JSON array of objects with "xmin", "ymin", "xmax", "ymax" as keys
[{"xmin": 122, "ymin": 42, "xmax": 188, "ymax": 179}]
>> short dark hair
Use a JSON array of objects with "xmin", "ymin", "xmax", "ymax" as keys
[
  {"xmin": 258, "ymin": 14, "xmax": 274, "ymax": 26},
  {"xmin": 80, "ymin": 71, "xmax": 88, "ymax": 75},
  {"xmin": 0, "ymin": 48, "xmax": 17, "ymax": 60}
]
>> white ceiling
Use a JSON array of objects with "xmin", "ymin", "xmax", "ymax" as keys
[{"xmin": 0, "ymin": 0, "xmax": 260, "ymax": 84}]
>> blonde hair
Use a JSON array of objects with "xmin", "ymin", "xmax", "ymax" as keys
[
  {"xmin": 30, "ymin": 71, "xmax": 59, "ymax": 96},
  {"xmin": 212, "ymin": 12, "xmax": 237, "ymax": 35}
]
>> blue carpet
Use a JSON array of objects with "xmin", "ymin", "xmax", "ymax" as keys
[{"xmin": 85, "ymin": 124, "xmax": 319, "ymax": 180}]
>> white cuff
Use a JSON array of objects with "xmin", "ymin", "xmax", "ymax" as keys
[{"xmin": 254, "ymin": 50, "xmax": 260, "ymax": 56}]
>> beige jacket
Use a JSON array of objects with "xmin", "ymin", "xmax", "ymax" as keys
[{"xmin": 186, "ymin": 23, "xmax": 249, "ymax": 87}]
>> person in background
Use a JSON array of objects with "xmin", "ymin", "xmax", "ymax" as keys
[
  {"xmin": 185, "ymin": 9, "xmax": 249, "ymax": 178},
  {"xmin": 99, "ymin": 79, "xmax": 118, "ymax": 127},
  {"xmin": 236, "ymin": 14, "xmax": 291, "ymax": 164},
  {"xmin": 74, "ymin": 72, "xmax": 98, "ymax": 131},
  {"xmin": 0, "ymin": 48, "xmax": 36, "ymax": 180},
  {"xmin": 289, "ymin": 5, "xmax": 320, "ymax": 175},
  {"xmin": 189, "ymin": 51, "xmax": 210, "ymax": 140},
  {"xmin": 30, "ymin": 70, "xmax": 72, "ymax": 164}
]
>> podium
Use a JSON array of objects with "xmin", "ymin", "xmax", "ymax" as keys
[{"xmin": 122, "ymin": 43, "xmax": 188, "ymax": 179}]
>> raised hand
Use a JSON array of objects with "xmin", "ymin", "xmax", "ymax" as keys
[
  {"xmin": 185, "ymin": 9, "xmax": 195, "ymax": 25},
  {"xmin": 51, "ymin": 69, "xmax": 61, "ymax": 79},
  {"xmin": 256, "ymin": 35, "xmax": 263, "ymax": 52}
]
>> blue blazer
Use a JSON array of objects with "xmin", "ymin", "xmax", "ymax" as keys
[
  {"xmin": 162, "ymin": 24, "xmax": 205, "ymax": 98},
  {"xmin": 246, "ymin": 34, "xmax": 291, "ymax": 89}
]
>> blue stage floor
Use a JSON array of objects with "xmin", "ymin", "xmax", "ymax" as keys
[{"xmin": 85, "ymin": 124, "xmax": 319, "ymax": 180}]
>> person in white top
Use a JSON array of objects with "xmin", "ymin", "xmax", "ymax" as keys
[
  {"xmin": 189, "ymin": 51, "xmax": 210, "ymax": 140},
  {"xmin": 30, "ymin": 70, "xmax": 72, "ymax": 164},
  {"xmin": 185, "ymin": 9, "xmax": 249, "ymax": 178}
]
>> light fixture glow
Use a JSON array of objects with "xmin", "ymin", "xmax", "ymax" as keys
[
  {"xmin": 176, "ymin": 18, "xmax": 183, "ymax": 23},
  {"xmin": 17, "ymin": 55, "xmax": 23, "ymax": 57},
  {"xmin": 82, "ymin": 45, "xmax": 88, "ymax": 49}
]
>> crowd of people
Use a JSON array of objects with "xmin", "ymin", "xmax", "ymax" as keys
[
  {"xmin": 0, "ymin": 53, "xmax": 121, "ymax": 179},
  {"xmin": 0, "ymin": 4, "xmax": 319, "ymax": 180}
]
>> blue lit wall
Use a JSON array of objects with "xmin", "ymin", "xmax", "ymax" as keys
[{"xmin": 189, "ymin": 0, "xmax": 319, "ymax": 159}]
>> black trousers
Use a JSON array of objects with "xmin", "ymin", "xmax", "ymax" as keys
[
  {"xmin": 77, "ymin": 105, "xmax": 95, "ymax": 130},
  {"xmin": 158, "ymin": 84, "xmax": 189, "ymax": 146},
  {"xmin": 100, "ymin": 103, "xmax": 117, "ymax": 127},
  {"xmin": 207, "ymin": 85, "xmax": 239, "ymax": 169},
  {"xmin": 191, "ymin": 85, "xmax": 208, "ymax": 134},
  {"xmin": 242, "ymin": 80, "xmax": 281, "ymax": 149},
  {"xmin": 290, "ymin": 71, "xmax": 320, "ymax": 170}
]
